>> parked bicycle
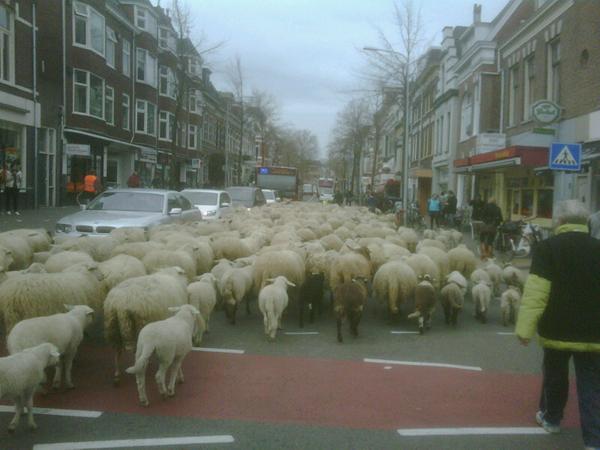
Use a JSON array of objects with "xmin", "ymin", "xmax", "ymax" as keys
[
  {"xmin": 405, "ymin": 202, "xmax": 426, "ymax": 231},
  {"xmin": 494, "ymin": 217, "xmax": 544, "ymax": 261}
]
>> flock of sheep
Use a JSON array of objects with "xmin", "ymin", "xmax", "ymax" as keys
[{"xmin": 0, "ymin": 202, "xmax": 526, "ymax": 432}]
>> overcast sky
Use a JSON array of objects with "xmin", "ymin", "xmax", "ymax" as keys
[{"xmin": 184, "ymin": 0, "xmax": 507, "ymax": 157}]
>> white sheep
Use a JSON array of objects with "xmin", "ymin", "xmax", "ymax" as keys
[
  {"xmin": 103, "ymin": 266, "xmax": 189, "ymax": 385},
  {"xmin": 98, "ymin": 254, "xmax": 147, "ymax": 291},
  {"xmin": 0, "ymin": 343, "xmax": 60, "ymax": 432},
  {"xmin": 404, "ymin": 253, "xmax": 440, "ymax": 289},
  {"xmin": 502, "ymin": 264, "xmax": 526, "ymax": 289},
  {"xmin": 110, "ymin": 227, "xmax": 147, "ymax": 243},
  {"xmin": 187, "ymin": 273, "xmax": 218, "ymax": 337},
  {"xmin": 7, "ymin": 305, "xmax": 94, "ymax": 390},
  {"xmin": 210, "ymin": 259, "xmax": 234, "ymax": 284},
  {"xmin": 417, "ymin": 246, "xmax": 450, "ymax": 283},
  {"xmin": 373, "ymin": 261, "xmax": 417, "ymax": 315},
  {"xmin": 483, "ymin": 259, "xmax": 503, "ymax": 295},
  {"xmin": 142, "ymin": 246, "xmax": 197, "ymax": 281},
  {"xmin": 110, "ymin": 241, "xmax": 164, "ymax": 260},
  {"xmin": 57, "ymin": 236, "xmax": 119, "ymax": 262},
  {"xmin": 253, "ymin": 250, "xmax": 305, "ymax": 295},
  {"xmin": 500, "ymin": 285, "xmax": 521, "ymax": 327},
  {"xmin": 0, "ymin": 246, "xmax": 14, "ymax": 273},
  {"xmin": 470, "ymin": 268, "xmax": 492, "ymax": 286},
  {"xmin": 125, "ymin": 305, "xmax": 204, "ymax": 406},
  {"xmin": 447, "ymin": 245, "xmax": 478, "ymax": 278},
  {"xmin": 0, "ymin": 235, "xmax": 33, "ymax": 270},
  {"xmin": 44, "ymin": 250, "xmax": 94, "ymax": 273},
  {"xmin": 440, "ymin": 281, "xmax": 464, "ymax": 326},
  {"xmin": 472, "ymin": 280, "xmax": 493, "ymax": 323},
  {"xmin": 446, "ymin": 270, "xmax": 468, "ymax": 296},
  {"xmin": 210, "ymin": 236, "xmax": 251, "ymax": 260},
  {"xmin": 220, "ymin": 265, "xmax": 254, "ymax": 324},
  {"xmin": 3, "ymin": 228, "xmax": 52, "ymax": 252},
  {"xmin": 258, "ymin": 276, "xmax": 296, "ymax": 341}
]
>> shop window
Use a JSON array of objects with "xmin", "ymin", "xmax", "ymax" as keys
[
  {"xmin": 520, "ymin": 189, "xmax": 534, "ymax": 216},
  {"xmin": 511, "ymin": 190, "xmax": 520, "ymax": 215},
  {"xmin": 536, "ymin": 189, "xmax": 553, "ymax": 219},
  {"xmin": 0, "ymin": 4, "xmax": 13, "ymax": 82}
]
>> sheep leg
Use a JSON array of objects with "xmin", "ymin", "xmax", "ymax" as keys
[
  {"xmin": 8, "ymin": 397, "xmax": 23, "ymax": 432},
  {"xmin": 113, "ymin": 350, "xmax": 122, "ymax": 386},
  {"xmin": 63, "ymin": 351, "xmax": 76, "ymax": 389},
  {"xmin": 336, "ymin": 316, "xmax": 343, "ymax": 343},
  {"xmin": 177, "ymin": 367, "xmax": 184, "ymax": 384},
  {"xmin": 155, "ymin": 364, "xmax": 169, "ymax": 399},
  {"xmin": 134, "ymin": 366, "xmax": 149, "ymax": 407},
  {"xmin": 167, "ymin": 357, "xmax": 184, "ymax": 397},
  {"xmin": 418, "ymin": 316, "xmax": 425, "ymax": 334},
  {"xmin": 25, "ymin": 392, "xmax": 37, "ymax": 430},
  {"xmin": 51, "ymin": 359, "xmax": 63, "ymax": 390}
]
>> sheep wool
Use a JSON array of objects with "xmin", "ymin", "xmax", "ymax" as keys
[{"xmin": 258, "ymin": 276, "xmax": 295, "ymax": 341}]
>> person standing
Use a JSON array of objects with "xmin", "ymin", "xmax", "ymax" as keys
[
  {"xmin": 127, "ymin": 170, "xmax": 141, "ymax": 188},
  {"xmin": 4, "ymin": 163, "xmax": 21, "ymax": 215},
  {"xmin": 83, "ymin": 169, "xmax": 101, "ymax": 203},
  {"xmin": 589, "ymin": 209, "xmax": 600, "ymax": 240},
  {"xmin": 427, "ymin": 194, "xmax": 441, "ymax": 229},
  {"xmin": 469, "ymin": 194, "xmax": 485, "ymax": 221},
  {"xmin": 516, "ymin": 200, "xmax": 600, "ymax": 449},
  {"xmin": 479, "ymin": 197, "xmax": 503, "ymax": 259},
  {"xmin": 445, "ymin": 191, "xmax": 458, "ymax": 227}
]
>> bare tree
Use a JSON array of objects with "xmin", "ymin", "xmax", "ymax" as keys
[{"xmin": 227, "ymin": 55, "xmax": 246, "ymax": 184}]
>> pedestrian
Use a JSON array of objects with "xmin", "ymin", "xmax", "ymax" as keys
[
  {"xmin": 445, "ymin": 190, "xmax": 458, "ymax": 228},
  {"xmin": 345, "ymin": 190, "xmax": 353, "ymax": 206},
  {"xmin": 127, "ymin": 170, "xmax": 141, "ymax": 188},
  {"xmin": 427, "ymin": 194, "xmax": 441, "ymax": 229},
  {"xmin": 83, "ymin": 169, "xmax": 101, "ymax": 204},
  {"xmin": 3, "ymin": 163, "xmax": 21, "ymax": 216},
  {"xmin": 479, "ymin": 197, "xmax": 503, "ymax": 260},
  {"xmin": 367, "ymin": 190, "xmax": 377, "ymax": 213},
  {"xmin": 469, "ymin": 194, "xmax": 485, "ymax": 221},
  {"xmin": 589, "ymin": 209, "xmax": 600, "ymax": 240},
  {"xmin": 151, "ymin": 174, "xmax": 162, "ymax": 189},
  {"xmin": 516, "ymin": 199, "xmax": 600, "ymax": 449}
]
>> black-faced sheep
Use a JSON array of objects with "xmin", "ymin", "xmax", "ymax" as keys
[{"xmin": 333, "ymin": 278, "xmax": 368, "ymax": 343}]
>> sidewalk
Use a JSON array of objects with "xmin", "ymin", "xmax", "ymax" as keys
[{"xmin": 0, "ymin": 206, "xmax": 80, "ymax": 234}]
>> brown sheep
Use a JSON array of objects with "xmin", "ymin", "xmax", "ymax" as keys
[{"xmin": 333, "ymin": 278, "xmax": 368, "ymax": 343}]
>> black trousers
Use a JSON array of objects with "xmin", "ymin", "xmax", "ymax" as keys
[{"xmin": 5, "ymin": 187, "xmax": 17, "ymax": 212}]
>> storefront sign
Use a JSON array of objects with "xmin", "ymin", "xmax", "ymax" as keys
[
  {"xmin": 532, "ymin": 100, "xmax": 561, "ymax": 125},
  {"xmin": 65, "ymin": 143, "xmax": 90, "ymax": 157},
  {"xmin": 139, "ymin": 148, "xmax": 157, "ymax": 164}
]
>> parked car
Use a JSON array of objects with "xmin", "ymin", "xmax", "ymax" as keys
[
  {"xmin": 181, "ymin": 189, "xmax": 233, "ymax": 220},
  {"xmin": 226, "ymin": 186, "xmax": 266, "ymax": 208},
  {"xmin": 261, "ymin": 189, "xmax": 279, "ymax": 204},
  {"xmin": 55, "ymin": 189, "xmax": 202, "ymax": 237}
]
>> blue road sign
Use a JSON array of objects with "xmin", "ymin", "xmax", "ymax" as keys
[{"xmin": 549, "ymin": 143, "xmax": 581, "ymax": 171}]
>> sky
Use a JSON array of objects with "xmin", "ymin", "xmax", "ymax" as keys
[{"xmin": 183, "ymin": 0, "xmax": 507, "ymax": 157}]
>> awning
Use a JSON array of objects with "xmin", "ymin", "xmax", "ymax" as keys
[
  {"xmin": 409, "ymin": 168, "xmax": 433, "ymax": 178},
  {"xmin": 453, "ymin": 146, "xmax": 548, "ymax": 173}
]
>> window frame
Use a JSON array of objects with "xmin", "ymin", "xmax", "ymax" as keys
[
  {"xmin": 547, "ymin": 39, "xmax": 560, "ymax": 103},
  {"xmin": 135, "ymin": 100, "xmax": 156, "ymax": 136},
  {"xmin": 0, "ymin": 4, "xmax": 15, "ymax": 83},
  {"xmin": 72, "ymin": 69, "xmax": 104, "ymax": 119},
  {"xmin": 159, "ymin": 111, "xmax": 175, "ymax": 142},
  {"xmin": 136, "ymin": 48, "xmax": 157, "ymax": 87},
  {"xmin": 159, "ymin": 66, "xmax": 176, "ymax": 99},
  {"xmin": 188, "ymin": 124, "xmax": 197, "ymax": 149},
  {"xmin": 134, "ymin": 5, "xmax": 157, "ymax": 39},
  {"xmin": 523, "ymin": 55, "xmax": 535, "ymax": 121},
  {"xmin": 122, "ymin": 93, "xmax": 130, "ymax": 130},
  {"xmin": 72, "ymin": 1, "xmax": 105, "ymax": 57},
  {"xmin": 122, "ymin": 39, "xmax": 131, "ymax": 77},
  {"xmin": 105, "ymin": 85, "xmax": 114, "ymax": 125},
  {"xmin": 105, "ymin": 27, "xmax": 117, "ymax": 69}
]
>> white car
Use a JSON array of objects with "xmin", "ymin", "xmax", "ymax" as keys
[
  {"xmin": 261, "ymin": 189, "xmax": 279, "ymax": 204},
  {"xmin": 180, "ymin": 189, "xmax": 233, "ymax": 220}
]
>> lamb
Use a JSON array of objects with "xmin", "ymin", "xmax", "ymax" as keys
[
  {"xmin": 0, "ymin": 235, "xmax": 33, "ymax": 270},
  {"xmin": 110, "ymin": 241, "xmax": 164, "ymax": 260},
  {"xmin": 98, "ymin": 254, "xmax": 147, "ymax": 291},
  {"xmin": 502, "ymin": 264, "xmax": 526, "ymax": 289},
  {"xmin": 0, "ymin": 264, "xmax": 105, "ymax": 333},
  {"xmin": 472, "ymin": 280, "xmax": 493, "ymax": 323},
  {"xmin": 0, "ymin": 343, "xmax": 60, "ymax": 432},
  {"xmin": 484, "ymin": 259, "xmax": 503, "ymax": 295},
  {"xmin": 187, "ymin": 273, "xmax": 218, "ymax": 337},
  {"xmin": 7, "ymin": 305, "xmax": 94, "ymax": 390},
  {"xmin": 408, "ymin": 274, "xmax": 437, "ymax": 334},
  {"xmin": 258, "ymin": 276, "xmax": 296, "ymax": 341},
  {"xmin": 447, "ymin": 245, "xmax": 478, "ymax": 278},
  {"xmin": 373, "ymin": 261, "xmax": 417, "ymax": 316},
  {"xmin": 103, "ymin": 267, "xmax": 189, "ymax": 385},
  {"xmin": 320, "ymin": 234, "xmax": 344, "ymax": 251},
  {"xmin": 333, "ymin": 278, "xmax": 368, "ymax": 343},
  {"xmin": 220, "ymin": 265, "xmax": 254, "ymax": 324},
  {"xmin": 125, "ymin": 305, "xmax": 204, "ymax": 406},
  {"xmin": 439, "ymin": 281, "xmax": 464, "ymax": 326},
  {"xmin": 500, "ymin": 285, "xmax": 521, "ymax": 327},
  {"xmin": 44, "ymin": 250, "xmax": 94, "ymax": 273}
]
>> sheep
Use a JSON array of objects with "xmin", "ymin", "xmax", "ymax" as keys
[
  {"xmin": 7, "ymin": 305, "xmax": 94, "ymax": 390},
  {"xmin": 57, "ymin": 236, "xmax": 119, "ymax": 262},
  {"xmin": 416, "ymin": 239, "xmax": 447, "ymax": 252},
  {"xmin": 0, "ymin": 246, "xmax": 14, "ymax": 273},
  {"xmin": 417, "ymin": 246, "xmax": 450, "ymax": 283},
  {"xmin": 219, "ymin": 265, "xmax": 254, "ymax": 325},
  {"xmin": 98, "ymin": 254, "xmax": 147, "ymax": 291},
  {"xmin": 110, "ymin": 241, "xmax": 164, "ymax": 260},
  {"xmin": 187, "ymin": 273, "xmax": 218, "ymax": 337},
  {"xmin": 408, "ymin": 274, "xmax": 437, "ymax": 334},
  {"xmin": 446, "ymin": 270, "xmax": 468, "ymax": 296},
  {"xmin": 500, "ymin": 285, "xmax": 521, "ymax": 327},
  {"xmin": 142, "ymin": 246, "xmax": 197, "ymax": 281},
  {"xmin": 373, "ymin": 261, "xmax": 417, "ymax": 316},
  {"xmin": 103, "ymin": 267, "xmax": 189, "ymax": 385},
  {"xmin": 397, "ymin": 228, "xmax": 418, "ymax": 252},
  {"xmin": 404, "ymin": 254, "xmax": 439, "ymax": 289},
  {"xmin": 0, "ymin": 343, "xmax": 60, "ymax": 432},
  {"xmin": 258, "ymin": 276, "xmax": 296, "ymax": 341},
  {"xmin": 32, "ymin": 251, "xmax": 51, "ymax": 264},
  {"xmin": 0, "ymin": 264, "xmax": 105, "ymax": 334},
  {"xmin": 0, "ymin": 235, "xmax": 33, "ymax": 270},
  {"xmin": 447, "ymin": 245, "xmax": 478, "ymax": 278},
  {"xmin": 439, "ymin": 281, "xmax": 464, "ymax": 326},
  {"xmin": 110, "ymin": 227, "xmax": 147, "ymax": 243},
  {"xmin": 320, "ymin": 234, "xmax": 344, "ymax": 251},
  {"xmin": 333, "ymin": 278, "xmax": 368, "ymax": 343},
  {"xmin": 3, "ymin": 229, "xmax": 52, "ymax": 252},
  {"xmin": 502, "ymin": 264, "xmax": 526, "ymax": 289},
  {"xmin": 210, "ymin": 236, "xmax": 252, "ymax": 260},
  {"xmin": 44, "ymin": 250, "xmax": 94, "ymax": 273},
  {"xmin": 329, "ymin": 247, "xmax": 371, "ymax": 293},
  {"xmin": 470, "ymin": 268, "xmax": 492, "ymax": 286},
  {"xmin": 125, "ymin": 305, "xmax": 204, "ymax": 406},
  {"xmin": 484, "ymin": 259, "xmax": 503, "ymax": 295},
  {"xmin": 210, "ymin": 259, "xmax": 234, "ymax": 284},
  {"xmin": 472, "ymin": 280, "xmax": 493, "ymax": 323},
  {"xmin": 253, "ymin": 250, "xmax": 305, "ymax": 298}
]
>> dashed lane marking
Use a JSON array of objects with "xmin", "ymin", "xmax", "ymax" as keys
[
  {"xmin": 0, "ymin": 405, "xmax": 102, "ymax": 418},
  {"xmin": 397, "ymin": 427, "xmax": 546, "ymax": 436},
  {"xmin": 284, "ymin": 331, "xmax": 320, "ymax": 335},
  {"xmin": 192, "ymin": 347, "xmax": 245, "ymax": 354},
  {"xmin": 33, "ymin": 435, "xmax": 235, "ymax": 449},
  {"xmin": 390, "ymin": 331, "xmax": 419, "ymax": 335},
  {"xmin": 497, "ymin": 332, "xmax": 516, "ymax": 335},
  {"xmin": 364, "ymin": 358, "xmax": 482, "ymax": 372}
]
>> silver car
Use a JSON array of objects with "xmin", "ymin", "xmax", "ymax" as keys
[
  {"xmin": 180, "ymin": 189, "xmax": 233, "ymax": 220},
  {"xmin": 55, "ymin": 189, "xmax": 202, "ymax": 237}
]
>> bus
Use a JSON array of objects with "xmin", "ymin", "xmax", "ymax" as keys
[
  {"xmin": 318, "ymin": 178, "xmax": 334, "ymax": 202},
  {"xmin": 256, "ymin": 166, "xmax": 299, "ymax": 200}
]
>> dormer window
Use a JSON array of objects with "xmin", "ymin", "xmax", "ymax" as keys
[
  {"xmin": 159, "ymin": 27, "xmax": 177, "ymax": 54},
  {"xmin": 73, "ymin": 1, "xmax": 105, "ymax": 56},
  {"xmin": 134, "ymin": 6, "xmax": 157, "ymax": 39}
]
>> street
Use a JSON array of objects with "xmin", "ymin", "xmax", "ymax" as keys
[{"xmin": 0, "ymin": 206, "xmax": 582, "ymax": 449}]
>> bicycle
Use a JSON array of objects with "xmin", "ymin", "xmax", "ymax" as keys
[
  {"xmin": 494, "ymin": 217, "xmax": 543, "ymax": 262},
  {"xmin": 406, "ymin": 202, "xmax": 426, "ymax": 231}
]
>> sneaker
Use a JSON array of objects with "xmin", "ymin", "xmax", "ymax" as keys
[{"xmin": 536, "ymin": 410, "xmax": 561, "ymax": 434}]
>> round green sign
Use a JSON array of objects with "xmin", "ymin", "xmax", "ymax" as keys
[{"xmin": 532, "ymin": 100, "xmax": 561, "ymax": 124}]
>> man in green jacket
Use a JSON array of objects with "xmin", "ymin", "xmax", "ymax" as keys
[{"xmin": 516, "ymin": 199, "xmax": 600, "ymax": 449}]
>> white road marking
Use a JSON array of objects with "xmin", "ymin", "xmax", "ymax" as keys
[
  {"xmin": 284, "ymin": 331, "xmax": 319, "ymax": 335},
  {"xmin": 390, "ymin": 331, "xmax": 419, "ymax": 335},
  {"xmin": 33, "ymin": 435, "xmax": 235, "ymax": 449},
  {"xmin": 397, "ymin": 427, "xmax": 546, "ymax": 436},
  {"xmin": 497, "ymin": 332, "xmax": 516, "ymax": 335},
  {"xmin": 364, "ymin": 358, "xmax": 482, "ymax": 372},
  {"xmin": 0, "ymin": 405, "xmax": 102, "ymax": 418},
  {"xmin": 384, "ymin": 366, "xmax": 392, "ymax": 370},
  {"xmin": 192, "ymin": 347, "xmax": 245, "ymax": 354}
]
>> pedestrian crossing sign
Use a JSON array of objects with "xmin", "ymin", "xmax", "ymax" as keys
[{"xmin": 549, "ymin": 143, "xmax": 581, "ymax": 171}]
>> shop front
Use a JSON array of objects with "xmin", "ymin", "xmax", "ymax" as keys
[
  {"xmin": 135, "ymin": 147, "xmax": 158, "ymax": 188},
  {"xmin": 106, "ymin": 144, "xmax": 137, "ymax": 189}
]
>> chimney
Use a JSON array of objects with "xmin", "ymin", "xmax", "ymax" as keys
[
  {"xmin": 473, "ymin": 4, "xmax": 482, "ymax": 23},
  {"xmin": 202, "ymin": 67, "xmax": 212, "ymax": 85}
]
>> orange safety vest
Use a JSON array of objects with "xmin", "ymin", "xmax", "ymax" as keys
[{"xmin": 84, "ymin": 175, "xmax": 97, "ymax": 193}]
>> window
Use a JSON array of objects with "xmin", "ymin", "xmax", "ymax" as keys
[
  {"xmin": 159, "ymin": 28, "xmax": 176, "ymax": 53},
  {"xmin": 0, "ymin": 4, "xmax": 12, "ymax": 82},
  {"xmin": 159, "ymin": 66, "xmax": 176, "ymax": 98},
  {"xmin": 188, "ymin": 125, "xmax": 197, "ymax": 149},
  {"xmin": 106, "ymin": 27, "xmax": 116, "ymax": 68},
  {"xmin": 73, "ymin": 2, "xmax": 104, "ymax": 55},
  {"xmin": 460, "ymin": 92, "xmax": 473, "ymax": 140},
  {"xmin": 136, "ymin": 48, "xmax": 157, "ymax": 86},
  {"xmin": 136, "ymin": 100, "xmax": 156, "ymax": 135},
  {"xmin": 508, "ymin": 64, "xmax": 519, "ymax": 126},
  {"xmin": 105, "ymin": 86, "xmax": 114, "ymax": 124},
  {"xmin": 134, "ymin": 6, "xmax": 157, "ymax": 38},
  {"xmin": 188, "ymin": 57, "xmax": 201, "ymax": 76},
  {"xmin": 73, "ymin": 69, "xmax": 104, "ymax": 119},
  {"xmin": 159, "ymin": 111, "xmax": 175, "ymax": 141},
  {"xmin": 523, "ymin": 56, "xmax": 535, "ymax": 121},
  {"xmin": 122, "ymin": 39, "xmax": 131, "ymax": 77},
  {"xmin": 547, "ymin": 39, "xmax": 560, "ymax": 102},
  {"xmin": 122, "ymin": 93, "xmax": 130, "ymax": 130},
  {"xmin": 189, "ymin": 90, "xmax": 203, "ymax": 113}
]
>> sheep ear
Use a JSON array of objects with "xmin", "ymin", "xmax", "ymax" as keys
[
  {"xmin": 64, "ymin": 304, "xmax": 74, "ymax": 311},
  {"xmin": 285, "ymin": 280, "xmax": 296, "ymax": 287},
  {"xmin": 50, "ymin": 350, "xmax": 61, "ymax": 358}
]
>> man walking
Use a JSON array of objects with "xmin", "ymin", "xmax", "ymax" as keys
[{"xmin": 516, "ymin": 199, "xmax": 600, "ymax": 449}]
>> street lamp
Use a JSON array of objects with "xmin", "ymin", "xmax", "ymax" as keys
[{"xmin": 363, "ymin": 46, "xmax": 410, "ymax": 221}]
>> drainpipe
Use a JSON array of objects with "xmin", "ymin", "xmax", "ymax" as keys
[{"xmin": 32, "ymin": 0, "xmax": 38, "ymax": 209}]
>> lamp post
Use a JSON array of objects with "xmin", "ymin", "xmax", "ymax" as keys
[{"xmin": 363, "ymin": 46, "xmax": 410, "ymax": 219}]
